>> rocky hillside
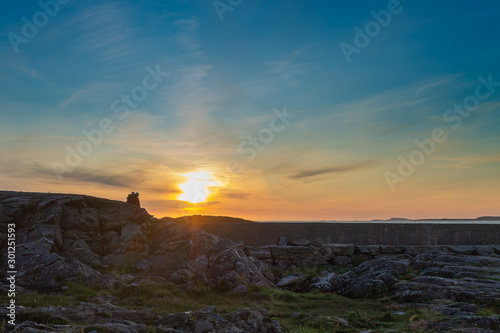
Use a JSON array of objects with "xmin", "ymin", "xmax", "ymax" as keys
[
  {"xmin": 2, "ymin": 191, "xmax": 500, "ymax": 332},
  {"xmin": 0, "ymin": 191, "xmax": 273, "ymax": 293}
]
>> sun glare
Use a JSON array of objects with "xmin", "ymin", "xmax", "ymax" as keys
[{"xmin": 177, "ymin": 171, "xmax": 218, "ymax": 204}]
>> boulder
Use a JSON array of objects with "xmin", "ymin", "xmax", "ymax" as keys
[
  {"xmin": 380, "ymin": 245, "xmax": 405, "ymax": 254},
  {"xmin": 244, "ymin": 246, "xmax": 272, "ymax": 261},
  {"xmin": 355, "ymin": 245, "xmax": 380, "ymax": 256},
  {"xmin": 290, "ymin": 239, "xmax": 312, "ymax": 246},
  {"xmin": 276, "ymin": 275, "xmax": 305, "ymax": 291},
  {"xmin": 322, "ymin": 243, "xmax": 355, "ymax": 257},
  {"xmin": 334, "ymin": 256, "xmax": 353, "ymax": 266},
  {"xmin": 310, "ymin": 272, "xmax": 336, "ymax": 292}
]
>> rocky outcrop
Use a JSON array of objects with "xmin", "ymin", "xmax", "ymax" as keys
[
  {"xmin": 303, "ymin": 249, "xmax": 500, "ymax": 331},
  {"xmin": 307, "ymin": 249, "xmax": 500, "ymax": 303},
  {"xmin": 160, "ymin": 306, "xmax": 282, "ymax": 333},
  {"xmin": 0, "ymin": 191, "xmax": 274, "ymax": 293},
  {"xmin": 243, "ymin": 238, "xmax": 500, "ymax": 330},
  {"xmin": 412, "ymin": 300, "xmax": 500, "ymax": 332},
  {"xmin": 428, "ymin": 315, "xmax": 500, "ymax": 332},
  {"xmin": 0, "ymin": 303, "xmax": 282, "ymax": 333},
  {"xmin": 393, "ymin": 250, "xmax": 500, "ymax": 304},
  {"xmin": 310, "ymin": 257, "xmax": 410, "ymax": 298}
]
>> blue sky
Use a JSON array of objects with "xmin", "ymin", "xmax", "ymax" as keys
[{"xmin": 1, "ymin": 0, "xmax": 499, "ymax": 220}]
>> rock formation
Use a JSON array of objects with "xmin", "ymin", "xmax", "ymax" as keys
[
  {"xmin": 0, "ymin": 191, "xmax": 273, "ymax": 293},
  {"xmin": 2, "ymin": 191, "xmax": 499, "ymax": 332},
  {"xmin": 0, "ymin": 304, "xmax": 282, "ymax": 333}
]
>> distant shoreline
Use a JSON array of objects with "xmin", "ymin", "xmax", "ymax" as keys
[{"xmin": 256, "ymin": 220, "xmax": 500, "ymax": 224}]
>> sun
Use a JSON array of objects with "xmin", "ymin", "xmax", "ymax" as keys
[{"xmin": 177, "ymin": 171, "xmax": 219, "ymax": 204}]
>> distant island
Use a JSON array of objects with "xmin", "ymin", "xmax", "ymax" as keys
[
  {"xmin": 172, "ymin": 215, "xmax": 500, "ymax": 224},
  {"xmin": 372, "ymin": 216, "xmax": 500, "ymax": 222},
  {"xmin": 167, "ymin": 214, "xmax": 255, "ymax": 224}
]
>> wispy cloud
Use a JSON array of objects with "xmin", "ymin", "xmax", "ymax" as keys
[
  {"xmin": 219, "ymin": 190, "xmax": 251, "ymax": 200},
  {"xmin": 434, "ymin": 154, "xmax": 500, "ymax": 168},
  {"xmin": 0, "ymin": 136, "xmax": 83, "ymax": 142},
  {"xmin": 65, "ymin": 2, "xmax": 138, "ymax": 64},
  {"xmin": 324, "ymin": 77, "xmax": 455, "ymax": 126},
  {"xmin": 264, "ymin": 46, "xmax": 320, "ymax": 87},
  {"xmin": 0, "ymin": 154, "xmax": 180, "ymax": 194},
  {"xmin": 289, "ymin": 159, "xmax": 379, "ymax": 179},
  {"xmin": 44, "ymin": 168, "xmax": 145, "ymax": 188},
  {"xmin": 173, "ymin": 18, "xmax": 201, "ymax": 52}
]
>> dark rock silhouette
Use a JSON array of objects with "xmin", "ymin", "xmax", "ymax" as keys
[
  {"xmin": 126, "ymin": 191, "xmax": 140, "ymax": 207},
  {"xmin": 0, "ymin": 191, "xmax": 280, "ymax": 332},
  {"xmin": 0, "ymin": 191, "xmax": 273, "ymax": 293}
]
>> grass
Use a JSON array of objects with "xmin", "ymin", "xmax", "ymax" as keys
[
  {"xmin": 477, "ymin": 305, "xmax": 500, "ymax": 316},
  {"xmin": 399, "ymin": 267, "xmax": 419, "ymax": 281},
  {"xmin": 331, "ymin": 266, "xmax": 352, "ymax": 275},
  {"xmin": 0, "ymin": 283, "xmax": 451, "ymax": 332},
  {"xmin": 6, "ymin": 292, "xmax": 75, "ymax": 308}
]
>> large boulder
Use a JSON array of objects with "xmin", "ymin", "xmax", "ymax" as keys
[{"xmin": 276, "ymin": 275, "xmax": 305, "ymax": 291}]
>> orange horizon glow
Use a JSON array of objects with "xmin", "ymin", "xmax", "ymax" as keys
[{"xmin": 3, "ymin": 161, "xmax": 499, "ymax": 222}]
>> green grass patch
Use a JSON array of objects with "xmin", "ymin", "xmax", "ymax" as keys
[
  {"xmin": 64, "ymin": 283, "xmax": 100, "ymax": 301},
  {"xmin": 0, "ymin": 292, "xmax": 76, "ymax": 308},
  {"xmin": 478, "ymin": 305, "xmax": 500, "ymax": 316},
  {"xmin": 4, "ymin": 282, "xmax": 457, "ymax": 333}
]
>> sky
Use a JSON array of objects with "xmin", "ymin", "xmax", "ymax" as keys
[{"xmin": 1, "ymin": 0, "xmax": 499, "ymax": 221}]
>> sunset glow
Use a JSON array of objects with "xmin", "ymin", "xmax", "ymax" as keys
[
  {"xmin": 1, "ymin": 1, "xmax": 499, "ymax": 221},
  {"xmin": 177, "ymin": 171, "xmax": 218, "ymax": 204}
]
